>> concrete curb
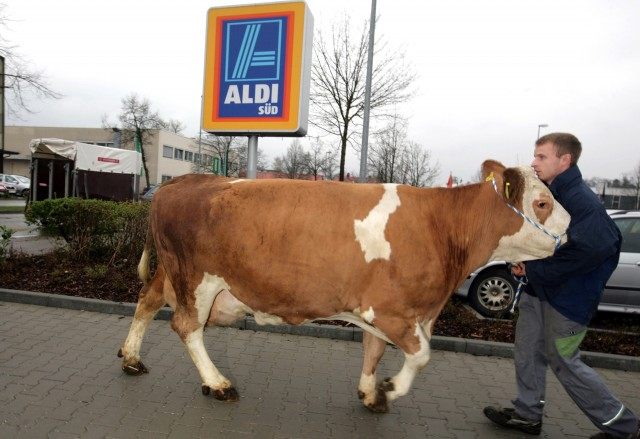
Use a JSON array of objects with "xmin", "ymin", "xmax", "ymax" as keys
[{"xmin": 1, "ymin": 287, "xmax": 638, "ymax": 372}]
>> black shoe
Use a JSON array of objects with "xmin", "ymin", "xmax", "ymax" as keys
[
  {"xmin": 590, "ymin": 421, "xmax": 640, "ymax": 439},
  {"xmin": 484, "ymin": 406, "xmax": 542, "ymax": 435}
]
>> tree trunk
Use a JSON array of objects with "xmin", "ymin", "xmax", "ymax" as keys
[
  {"xmin": 137, "ymin": 128, "xmax": 151, "ymax": 189},
  {"xmin": 339, "ymin": 122, "xmax": 349, "ymax": 181}
]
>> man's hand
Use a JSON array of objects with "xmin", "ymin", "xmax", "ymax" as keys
[{"xmin": 511, "ymin": 262, "xmax": 526, "ymax": 277}]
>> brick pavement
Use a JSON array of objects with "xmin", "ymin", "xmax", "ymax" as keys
[{"xmin": 1, "ymin": 301, "xmax": 639, "ymax": 439}]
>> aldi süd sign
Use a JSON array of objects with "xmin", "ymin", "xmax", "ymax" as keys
[{"xmin": 202, "ymin": 2, "xmax": 313, "ymax": 136}]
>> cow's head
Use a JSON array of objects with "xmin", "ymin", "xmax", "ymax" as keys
[{"xmin": 481, "ymin": 160, "xmax": 570, "ymax": 262}]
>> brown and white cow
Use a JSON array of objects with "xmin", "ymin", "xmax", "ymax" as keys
[{"xmin": 118, "ymin": 160, "xmax": 569, "ymax": 412}]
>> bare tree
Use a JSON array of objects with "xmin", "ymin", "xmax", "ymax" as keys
[
  {"xmin": 273, "ymin": 139, "xmax": 310, "ymax": 179},
  {"xmin": 400, "ymin": 141, "xmax": 440, "ymax": 187},
  {"xmin": 164, "ymin": 119, "xmax": 185, "ymax": 134},
  {"xmin": 311, "ymin": 16, "xmax": 415, "ymax": 181},
  {"xmin": 199, "ymin": 133, "xmax": 237, "ymax": 175},
  {"xmin": 103, "ymin": 94, "xmax": 165, "ymax": 189},
  {"xmin": 0, "ymin": 3, "xmax": 61, "ymax": 117},
  {"xmin": 368, "ymin": 115, "xmax": 407, "ymax": 183},
  {"xmin": 198, "ymin": 134, "xmax": 267, "ymax": 177},
  {"xmin": 304, "ymin": 138, "xmax": 331, "ymax": 180},
  {"xmin": 321, "ymin": 148, "xmax": 339, "ymax": 181},
  {"xmin": 628, "ymin": 160, "xmax": 640, "ymax": 210}
]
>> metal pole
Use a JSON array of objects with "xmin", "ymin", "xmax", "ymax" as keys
[
  {"xmin": 0, "ymin": 55, "xmax": 5, "ymax": 174},
  {"xmin": 223, "ymin": 141, "xmax": 229, "ymax": 177},
  {"xmin": 198, "ymin": 95, "xmax": 203, "ymax": 173},
  {"xmin": 537, "ymin": 123, "xmax": 548, "ymax": 140},
  {"xmin": 359, "ymin": 0, "xmax": 377, "ymax": 183},
  {"xmin": 48, "ymin": 162, "xmax": 54, "ymax": 199},
  {"xmin": 64, "ymin": 163, "xmax": 70, "ymax": 197},
  {"xmin": 247, "ymin": 135, "xmax": 258, "ymax": 179},
  {"xmin": 32, "ymin": 159, "xmax": 38, "ymax": 202}
]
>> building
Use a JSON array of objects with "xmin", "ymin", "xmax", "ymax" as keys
[
  {"xmin": 593, "ymin": 183, "xmax": 640, "ymax": 210},
  {"xmin": 3, "ymin": 125, "xmax": 224, "ymax": 190}
]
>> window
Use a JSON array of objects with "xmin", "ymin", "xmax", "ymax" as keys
[
  {"xmin": 161, "ymin": 175, "xmax": 172, "ymax": 182},
  {"xmin": 82, "ymin": 141, "xmax": 115, "ymax": 148},
  {"xmin": 185, "ymin": 151, "xmax": 194, "ymax": 162},
  {"xmin": 174, "ymin": 148, "xmax": 184, "ymax": 160},
  {"xmin": 194, "ymin": 153, "xmax": 201, "ymax": 165},
  {"xmin": 163, "ymin": 145, "xmax": 174, "ymax": 158},
  {"xmin": 614, "ymin": 218, "xmax": 640, "ymax": 253}
]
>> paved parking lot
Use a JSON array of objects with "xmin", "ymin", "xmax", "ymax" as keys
[{"xmin": 1, "ymin": 301, "xmax": 639, "ymax": 438}]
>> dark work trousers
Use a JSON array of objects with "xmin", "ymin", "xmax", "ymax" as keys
[{"xmin": 512, "ymin": 293, "xmax": 638, "ymax": 438}]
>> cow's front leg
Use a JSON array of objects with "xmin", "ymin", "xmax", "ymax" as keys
[
  {"xmin": 358, "ymin": 331, "xmax": 388, "ymax": 412},
  {"xmin": 371, "ymin": 319, "xmax": 432, "ymax": 410}
]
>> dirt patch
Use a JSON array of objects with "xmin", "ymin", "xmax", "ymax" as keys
[{"xmin": 1, "ymin": 251, "xmax": 638, "ymax": 357}]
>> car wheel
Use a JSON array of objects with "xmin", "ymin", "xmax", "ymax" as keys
[{"xmin": 468, "ymin": 267, "xmax": 517, "ymax": 318}]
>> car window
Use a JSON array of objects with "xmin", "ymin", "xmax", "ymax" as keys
[
  {"xmin": 614, "ymin": 218, "xmax": 640, "ymax": 253},
  {"xmin": 6, "ymin": 176, "xmax": 18, "ymax": 183}
]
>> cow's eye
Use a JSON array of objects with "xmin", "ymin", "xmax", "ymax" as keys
[{"xmin": 537, "ymin": 201, "xmax": 547, "ymax": 209}]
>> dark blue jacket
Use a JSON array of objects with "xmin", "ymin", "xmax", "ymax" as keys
[{"xmin": 524, "ymin": 165, "xmax": 621, "ymax": 325}]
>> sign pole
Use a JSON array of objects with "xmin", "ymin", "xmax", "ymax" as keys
[
  {"xmin": 247, "ymin": 135, "xmax": 258, "ymax": 179},
  {"xmin": 0, "ymin": 55, "xmax": 5, "ymax": 174},
  {"xmin": 359, "ymin": 0, "xmax": 377, "ymax": 183}
]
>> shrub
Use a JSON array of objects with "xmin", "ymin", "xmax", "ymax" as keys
[
  {"xmin": 25, "ymin": 198, "xmax": 149, "ymax": 263},
  {"xmin": 0, "ymin": 225, "xmax": 14, "ymax": 261}
]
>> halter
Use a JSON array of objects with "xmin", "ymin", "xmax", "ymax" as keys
[{"xmin": 485, "ymin": 173, "xmax": 566, "ymax": 313}]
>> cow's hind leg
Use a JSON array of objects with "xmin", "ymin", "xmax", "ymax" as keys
[
  {"xmin": 358, "ymin": 331, "xmax": 388, "ymax": 412},
  {"xmin": 366, "ymin": 318, "xmax": 432, "ymax": 412},
  {"xmin": 118, "ymin": 269, "xmax": 166, "ymax": 375},
  {"xmin": 171, "ymin": 274, "xmax": 238, "ymax": 402}
]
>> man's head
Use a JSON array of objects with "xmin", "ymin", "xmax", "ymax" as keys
[{"xmin": 531, "ymin": 132, "xmax": 581, "ymax": 184}]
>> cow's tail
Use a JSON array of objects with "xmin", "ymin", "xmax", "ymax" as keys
[{"xmin": 137, "ymin": 225, "xmax": 153, "ymax": 284}]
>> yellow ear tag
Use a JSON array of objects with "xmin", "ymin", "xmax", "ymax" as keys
[
  {"xmin": 485, "ymin": 172, "xmax": 494, "ymax": 182},
  {"xmin": 505, "ymin": 182, "xmax": 510, "ymax": 199}
]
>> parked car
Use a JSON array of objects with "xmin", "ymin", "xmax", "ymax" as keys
[
  {"xmin": 457, "ymin": 211, "xmax": 640, "ymax": 317},
  {"xmin": 0, "ymin": 183, "xmax": 7, "ymax": 195},
  {"xmin": 0, "ymin": 174, "xmax": 30, "ymax": 197}
]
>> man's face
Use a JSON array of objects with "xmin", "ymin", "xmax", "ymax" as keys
[{"xmin": 531, "ymin": 141, "xmax": 571, "ymax": 184}]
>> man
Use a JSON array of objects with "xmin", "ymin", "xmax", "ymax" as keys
[{"xmin": 483, "ymin": 133, "xmax": 640, "ymax": 438}]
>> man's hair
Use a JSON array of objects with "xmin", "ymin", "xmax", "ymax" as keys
[{"xmin": 536, "ymin": 132, "xmax": 582, "ymax": 165}]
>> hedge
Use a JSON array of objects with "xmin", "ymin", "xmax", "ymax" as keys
[{"xmin": 25, "ymin": 198, "xmax": 150, "ymax": 263}]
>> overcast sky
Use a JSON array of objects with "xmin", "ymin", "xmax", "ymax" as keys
[{"xmin": 4, "ymin": 0, "xmax": 640, "ymax": 183}]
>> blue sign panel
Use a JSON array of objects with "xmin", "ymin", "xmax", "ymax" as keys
[{"xmin": 219, "ymin": 17, "xmax": 288, "ymax": 119}]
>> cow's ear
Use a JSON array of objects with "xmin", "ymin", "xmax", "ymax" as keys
[
  {"xmin": 481, "ymin": 160, "xmax": 506, "ymax": 187},
  {"xmin": 502, "ymin": 167, "xmax": 525, "ymax": 205}
]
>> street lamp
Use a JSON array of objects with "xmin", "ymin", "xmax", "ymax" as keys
[{"xmin": 537, "ymin": 123, "xmax": 548, "ymax": 140}]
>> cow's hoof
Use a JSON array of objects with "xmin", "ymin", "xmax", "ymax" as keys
[
  {"xmin": 202, "ymin": 385, "xmax": 239, "ymax": 402},
  {"xmin": 364, "ymin": 387, "xmax": 388, "ymax": 413},
  {"xmin": 380, "ymin": 377, "xmax": 395, "ymax": 392},
  {"xmin": 122, "ymin": 361, "xmax": 148, "ymax": 375}
]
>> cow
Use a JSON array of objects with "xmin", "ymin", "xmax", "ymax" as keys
[{"xmin": 118, "ymin": 159, "xmax": 570, "ymax": 413}]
